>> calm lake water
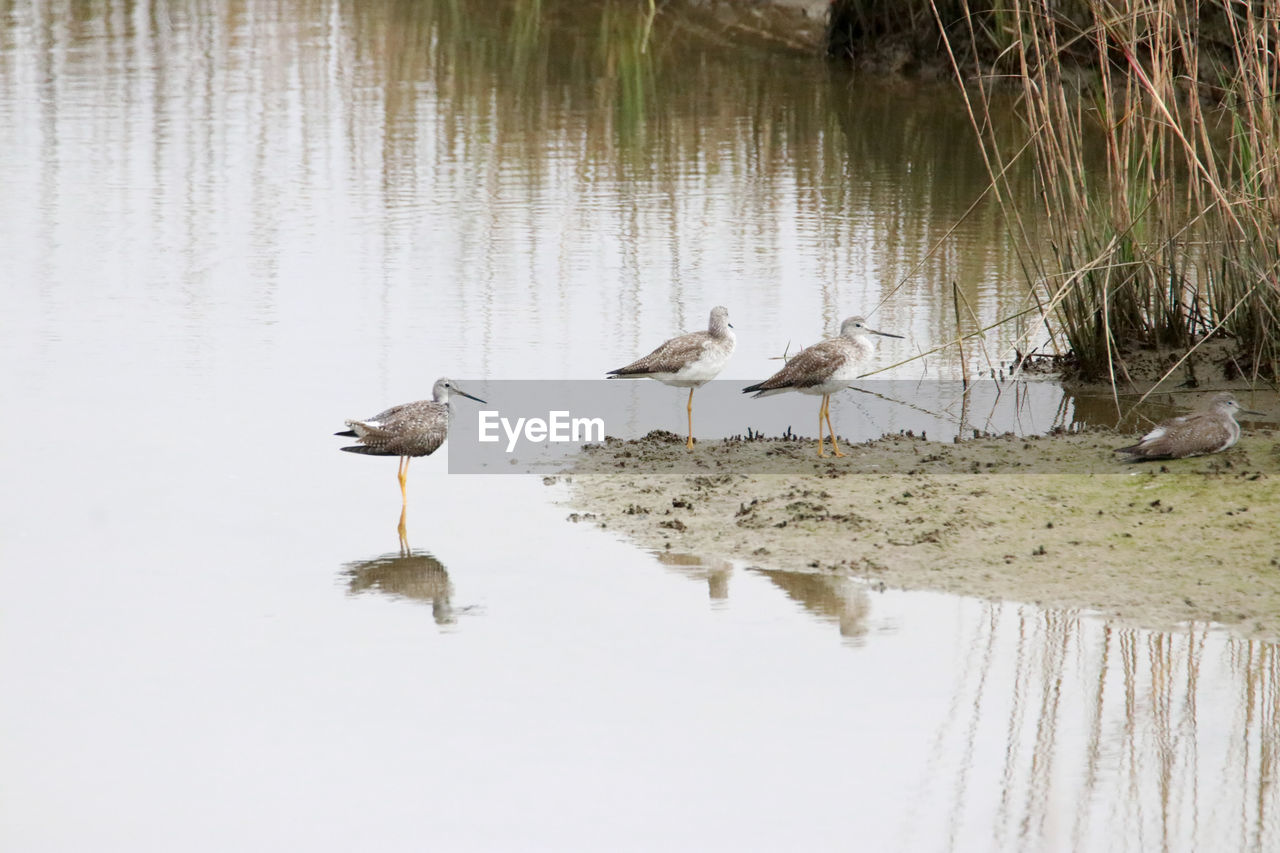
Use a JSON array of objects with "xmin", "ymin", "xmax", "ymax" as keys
[{"xmin": 1, "ymin": 1, "xmax": 1276, "ymax": 850}]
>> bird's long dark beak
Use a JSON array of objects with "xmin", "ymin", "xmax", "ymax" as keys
[
  {"xmin": 869, "ymin": 327, "xmax": 903, "ymax": 339},
  {"xmin": 455, "ymin": 387, "xmax": 488, "ymax": 405},
  {"xmin": 1240, "ymin": 408, "xmax": 1267, "ymax": 417}
]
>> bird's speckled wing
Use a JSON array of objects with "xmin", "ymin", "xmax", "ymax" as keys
[
  {"xmin": 343, "ymin": 400, "xmax": 450, "ymax": 457},
  {"xmin": 1138, "ymin": 413, "xmax": 1191, "ymax": 442},
  {"xmin": 609, "ymin": 331, "xmax": 712, "ymax": 376},
  {"xmin": 1164, "ymin": 412, "xmax": 1234, "ymax": 452},
  {"xmin": 1118, "ymin": 411, "xmax": 1234, "ymax": 458},
  {"xmin": 750, "ymin": 339, "xmax": 846, "ymax": 391}
]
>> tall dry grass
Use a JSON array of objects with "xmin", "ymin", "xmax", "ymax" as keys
[{"xmin": 929, "ymin": 0, "xmax": 1280, "ymax": 383}]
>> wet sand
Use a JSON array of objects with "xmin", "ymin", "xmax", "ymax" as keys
[{"xmin": 564, "ymin": 428, "xmax": 1280, "ymax": 637}]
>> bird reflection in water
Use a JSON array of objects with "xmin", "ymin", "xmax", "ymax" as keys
[
  {"xmin": 341, "ymin": 513, "xmax": 459, "ymax": 625},
  {"xmin": 654, "ymin": 552, "xmax": 732, "ymax": 601},
  {"xmin": 751, "ymin": 568, "xmax": 872, "ymax": 643}
]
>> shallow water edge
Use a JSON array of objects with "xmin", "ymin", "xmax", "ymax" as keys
[{"xmin": 565, "ymin": 429, "xmax": 1280, "ymax": 638}]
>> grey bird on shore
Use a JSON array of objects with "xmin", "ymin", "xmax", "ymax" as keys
[
  {"xmin": 1114, "ymin": 392, "xmax": 1264, "ymax": 461},
  {"xmin": 607, "ymin": 306, "xmax": 736, "ymax": 449},
  {"xmin": 337, "ymin": 377, "xmax": 487, "ymax": 503},
  {"xmin": 743, "ymin": 315, "xmax": 901, "ymax": 458}
]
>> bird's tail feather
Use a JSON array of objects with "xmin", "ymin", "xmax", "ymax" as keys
[
  {"xmin": 743, "ymin": 382, "xmax": 791, "ymax": 397},
  {"xmin": 341, "ymin": 445, "xmax": 388, "ymax": 455},
  {"xmin": 334, "ymin": 429, "xmax": 357, "ymax": 437}
]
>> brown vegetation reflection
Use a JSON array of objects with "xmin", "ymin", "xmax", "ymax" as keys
[
  {"xmin": 333, "ymin": 0, "xmax": 1034, "ymax": 357},
  {"xmin": 0, "ymin": 0, "xmax": 1043, "ymax": 374},
  {"xmin": 906, "ymin": 605, "xmax": 1280, "ymax": 852}
]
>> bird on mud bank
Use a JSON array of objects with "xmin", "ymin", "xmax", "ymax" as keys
[
  {"xmin": 1114, "ymin": 392, "xmax": 1265, "ymax": 461},
  {"xmin": 743, "ymin": 315, "xmax": 901, "ymax": 458},
  {"xmin": 336, "ymin": 377, "xmax": 487, "ymax": 504},
  {"xmin": 607, "ymin": 306, "xmax": 736, "ymax": 449}
]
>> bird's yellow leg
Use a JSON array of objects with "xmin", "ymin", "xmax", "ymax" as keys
[
  {"xmin": 687, "ymin": 388, "xmax": 695, "ymax": 449},
  {"xmin": 398, "ymin": 456, "xmax": 409, "ymax": 504},
  {"xmin": 397, "ymin": 505, "xmax": 409, "ymax": 553},
  {"xmin": 825, "ymin": 397, "xmax": 845, "ymax": 457},
  {"xmin": 816, "ymin": 394, "xmax": 827, "ymax": 457}
]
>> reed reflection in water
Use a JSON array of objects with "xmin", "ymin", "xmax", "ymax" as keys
[
  {"xmin": 353, "ymin": 0, "xmax": 1035, "ymax": 370},
  {"xmin": 905, "ymin": 606, "xmax": 1280, "ymax": 852},
  {"xmin": 0, "ymin": 0, "xmax": 1040, "ymax": 389},
  {"xmin": 645, "ymin": 553, "xmax": 1278, "ymax": 849}
]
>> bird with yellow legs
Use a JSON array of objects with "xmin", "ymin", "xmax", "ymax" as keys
[{"xmin": 744, "ymin": 316, "xmax": 901, "ymax": 458}]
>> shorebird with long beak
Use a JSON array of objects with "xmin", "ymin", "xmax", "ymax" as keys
[
  {"xmin": 743, "ymin": 315, "xmax": 902, "ymax": 458},
  {"xmin": 607, "ymin": 306, "xmax": 736, "ymax": 449},
  {"xmin": 1115, "ymin": 392, "xmax": 1265, "ymax": 460},
  {"xmin": 336, "ymin": 377, "xmax": 487, "ymax": 504}
]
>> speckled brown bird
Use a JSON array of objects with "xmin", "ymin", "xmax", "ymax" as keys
[
  {"xmin": 337, "ymin": 377, "xmax": 486, "ymax": 503},
  {"xmin": 1115, "ymin": 392, "xmax": 1264, "ymax": 461},
  {"xmin": 744, "ymin": 315, "xmax": 901, "ymax": 458},
  {"xmin": 607, "ymin": 306, "xmax": 736, "ymax": 449}
]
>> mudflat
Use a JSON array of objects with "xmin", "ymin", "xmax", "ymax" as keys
[{"xmin": 565, "ymin": 428, "xmax": 1280, "ymax": 637}]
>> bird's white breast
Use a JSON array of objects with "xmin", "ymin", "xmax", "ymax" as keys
[{"xmin": 664, "ymin": 333, "xmax": 735, "ymax": 387}]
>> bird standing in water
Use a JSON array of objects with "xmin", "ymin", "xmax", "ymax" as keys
[
  {"xmin": 1114, "ymin": 392, "xmax": 1264, "ymax": 460},
  {"xmin": 607, "ymin": 306, "xmax": 736, "ymax": 449},
  {"xmin": 743, "ymin": 315, "xmax": 901, "ymax": 458},
  {"xmin": 336, "ymin": 377, "xmax": 487, "ymax": 504}
]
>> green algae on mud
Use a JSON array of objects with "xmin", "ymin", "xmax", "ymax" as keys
[{"xmin": 564, "ymin": 429, "xmax": 1280, "ymax": 638}]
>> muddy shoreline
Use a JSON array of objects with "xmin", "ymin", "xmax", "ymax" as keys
[{"xmin": 563, "ymin": 428, "xmax": 1280, "ymax": 638}]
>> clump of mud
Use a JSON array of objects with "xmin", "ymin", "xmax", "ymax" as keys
[{"xmin": 563, "ymin": 428, "xmax": 1280, "ymax": 638}]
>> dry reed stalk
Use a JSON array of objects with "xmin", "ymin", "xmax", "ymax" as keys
[{"xmin": 931, "ymin": 0, "xmax": 1280, "ymax": 384}]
